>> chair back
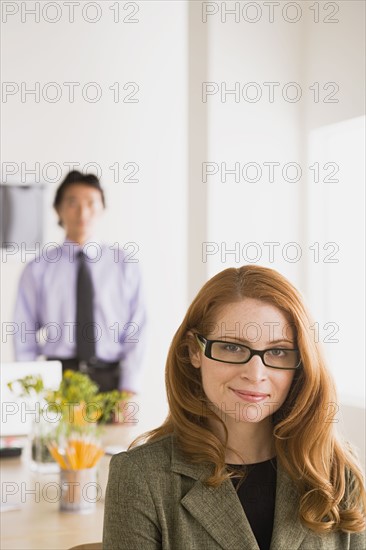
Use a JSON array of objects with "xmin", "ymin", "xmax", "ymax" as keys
[{"xmin": 68, "ymin": 543, "xmax": 102, "ymax": 550}]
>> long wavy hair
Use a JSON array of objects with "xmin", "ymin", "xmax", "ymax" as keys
[{"xmin": 131, "ymin": 265, "xmax": 365, "ymax": 533}]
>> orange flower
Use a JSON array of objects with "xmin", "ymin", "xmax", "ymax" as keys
[{"xmin": 65, "ymin": 401, "xmax": 102, "ymax": 427}]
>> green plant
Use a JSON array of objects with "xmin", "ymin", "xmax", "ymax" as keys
[
  {"xmin": 8, "ymin": 370, "xmax": 128, "ymax": 426},
  {"xmin": 7, "ymin": 374, "xmax": 45, "ymax": 397},
  {"xmin": 8, "ymin": 374, "xmax": 56, "ymax": 464}
]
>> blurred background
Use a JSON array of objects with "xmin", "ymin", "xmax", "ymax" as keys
[{"xmin": 1, "ymin": 1, "xmax": 365, "ymax": 463}]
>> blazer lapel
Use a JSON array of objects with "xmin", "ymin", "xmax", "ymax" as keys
[
  {"xmin": 171, "ymin": 443, "xmax": 260, "ymax": 550},
  {"xmin": 180, "ymin": 478, "xmax": 260, "ymax": 550},
  {"xmin": 170, "ymin": 440, "xmax": 308, "ymax": 550},
  {"xmin": 270, "ymin": 463, "xmax": 307, "ymax": 550}
]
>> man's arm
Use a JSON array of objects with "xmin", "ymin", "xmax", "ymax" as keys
[
  {"xmin": 13, "ymin": 262, "xmax": 41, "ymax": 360},
  {"xmin": 118, "ymin": 262, "xmax": 147, "ymax": 394}
]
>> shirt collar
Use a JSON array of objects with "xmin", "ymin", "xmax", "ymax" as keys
[{"xmin": 61, "ymin": 238, "xmax": 102, "ymax": 260}]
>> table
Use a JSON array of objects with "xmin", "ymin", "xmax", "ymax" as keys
[{"xmin": 0, "ymin": 424, "xmax": 142, "ymax": 550}]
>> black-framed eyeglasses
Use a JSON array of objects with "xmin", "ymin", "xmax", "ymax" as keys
[{"xmin": 195, "ymin": 334, "xmax": 301, "ymax": 370}]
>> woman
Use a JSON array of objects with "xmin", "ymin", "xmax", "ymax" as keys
[{"xmin": 103, "ymin": 265, "xmax": 365, "ymax": 550}]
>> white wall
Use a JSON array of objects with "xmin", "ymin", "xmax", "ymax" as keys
[
  {"xmin": 205, "ymin": 8, "xmax": 304, "ymax": 288},
  {"xmin": 306, "ymin": 117, "xmax": 365, "ymax": 404},
  {"xmin": 303, "ymin": 0, "xmax": 365, "ymax": 131},
  {"xmin": 302, "ymin": 1, "xmax": 365, "ymax": 463}
]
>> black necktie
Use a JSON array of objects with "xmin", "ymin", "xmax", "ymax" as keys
[{"xmin": 76, "ymin": 251, "xmax": 96, "ymax": 364}]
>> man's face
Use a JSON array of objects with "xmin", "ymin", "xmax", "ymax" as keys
[{"xmin": 56, "ymin": 183, "xmax": 104, "ymax": 242}]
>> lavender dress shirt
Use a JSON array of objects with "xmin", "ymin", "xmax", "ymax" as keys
[{"xmin": 13, "ymin": 240, "xmax": 146, "ymax": 393}]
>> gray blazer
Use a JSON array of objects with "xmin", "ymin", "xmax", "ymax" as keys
[{"xmin": 103, "ymin": 434, "xmax": 365, "ymax": 549}]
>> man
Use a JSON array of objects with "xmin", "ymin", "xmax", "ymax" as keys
[{"xmin": 13, "ymin": 171, "xmax": 146, "ymax": 394}]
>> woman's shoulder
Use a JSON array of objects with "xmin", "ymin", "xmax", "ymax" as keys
[{"xmin": 109, "ymin": 433, "xmax": 175, "ymax": 474}]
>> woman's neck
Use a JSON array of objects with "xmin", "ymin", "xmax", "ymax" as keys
[{"xmin": 209, "ymin": 415, "xmax": 275, "ymax": 465}]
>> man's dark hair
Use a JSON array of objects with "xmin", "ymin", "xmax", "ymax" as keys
[{"xmin": 53, "ymin": 171, "xmax": 106, "ymax": 226}]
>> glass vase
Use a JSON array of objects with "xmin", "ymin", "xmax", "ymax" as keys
[{"xmin": 30, "ymin": 409, "xmax": 60, "ymax": 473}]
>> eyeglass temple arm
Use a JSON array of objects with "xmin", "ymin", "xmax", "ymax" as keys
[{"xmin": 195, "ymin": 334, "xmax": 206, "ymax": 351}]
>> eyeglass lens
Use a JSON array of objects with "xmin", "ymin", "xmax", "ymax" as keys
[{"xmin": 210, "ymin": 341, "xmax": 299, "ymax": 369}]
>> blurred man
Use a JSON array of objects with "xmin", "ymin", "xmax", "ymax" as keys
[{"xmin": 14, "ymin": 171, "xmax": 146, "ymax": 393}]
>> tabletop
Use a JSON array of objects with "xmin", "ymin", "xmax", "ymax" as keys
[{"xmin": 0, "ymin": 424, "xmax": 143, "ymax": 550}]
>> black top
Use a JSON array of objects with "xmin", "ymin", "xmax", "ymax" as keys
[{"xmin": 227, "ymin": 458, "xmax": 277, "ymax": 550}]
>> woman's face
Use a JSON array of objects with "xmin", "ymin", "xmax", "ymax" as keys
[{"xmin": 191, "ymin": 298, "xmax": 296, "ymax": 425}]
